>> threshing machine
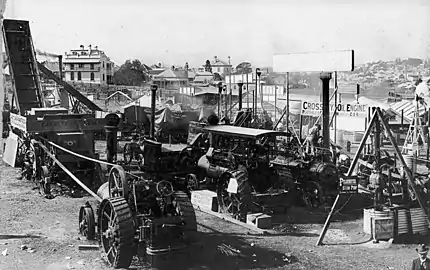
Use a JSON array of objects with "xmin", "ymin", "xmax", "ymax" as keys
[{"xmin": 2, "ymin": 19, "xmax": 197, "ymax": 269}]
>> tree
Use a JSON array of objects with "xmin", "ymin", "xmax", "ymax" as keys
[
  {"xmin": 235, "ymin": 62, "xmax": 252, "ymax": 74},
  {"xmin": 402, "ymin": 58, "xmax": 423, "ymax": 67},
  {"xmin": 204, "ymin": 60, "xmax": 212, "ymax": 73},
  {"xmin": 213, "ymin": 72, "xmax": 223, "ymax": 81},
  {"xmin": 112, "ymin": 59, "xmax": 150, "ymax": 86}
]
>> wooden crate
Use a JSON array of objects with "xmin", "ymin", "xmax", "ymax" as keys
[
  {"xmin": 246, "ymin": 213, "xmax": 272, "ymax": 229},
  {"xmin": 191, "ymin": 190, "xmax": 218, "ymax": 212},
  {"xmin": 372, "ymin": 217, "xmax": 394, "ymax": 240}
]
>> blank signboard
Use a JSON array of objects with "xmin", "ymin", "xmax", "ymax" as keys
[
  {"xmin": 3, "ymin": 132, "xmax": 18, "ymax": 167},
  {"xmin": 273, "ymin": 50, "xmax": 354, "ymax": 73}
]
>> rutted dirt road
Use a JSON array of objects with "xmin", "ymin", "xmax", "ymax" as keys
[{"xmin": 0, "ymin": 160, "xmax": 425, "ymax": 270}]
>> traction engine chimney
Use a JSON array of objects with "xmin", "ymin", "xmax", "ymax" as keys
[{"xmin": 150, "ymin": 84, "xmax": 158, "ymax": 139}]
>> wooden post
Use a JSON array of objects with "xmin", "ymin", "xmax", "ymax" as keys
[
  {"xmin": 0, "ymin": 24, "xmax": 4, "ymax": 154},
  {"xmin": 401, "ymin": 109, "xmax": 404, "ymax": 130},
  {"xmin": 388, "ymin": 169, "xmax": 393, "ymax": 206},
  {"xmin": 299, "ymin": 115, "xmax": 303, "ymax": 141},
  {"xmin": 274, "ymin": 85, "xmax": 277, "ymax": 122},
  {"xmin": 316, "ymin": 194, "xmax": 341, "ymax": 246},
  {"xmin": 286, "ymin": 73, "xmax": 290, "ymax": 131},
  {"xmin": 427, "ymin": 111, "xmax": 430, "ymax": 169},
  {"xmin": 334, "ymin": 72, "xmax": 338, "ymax": 144}
]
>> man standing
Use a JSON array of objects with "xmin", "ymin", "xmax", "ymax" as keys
[
  {"xmin": 306, "ymin": 123, "xmax": 321, "ymax": 154},
  {"xmin": 411, "ymin": 244, "xmax": 430, "ymax": 270}
]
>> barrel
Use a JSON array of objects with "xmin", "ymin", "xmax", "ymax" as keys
[
  {"xmin": 363, "ymin": 208, "xmax": 393, "ymax": 234},
  {"xmin": 403, "ymin": 154, "xmax": 416, "ymax": 176}
]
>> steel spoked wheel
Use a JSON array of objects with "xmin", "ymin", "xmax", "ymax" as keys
[
  {"xmin": 79, "ymin": 203, "xmax": 96, "ymax": 240},
  {"xmin": 98, "ymin": 198, "xmax": 135, "ymax": 269},
  {"xmin": 108, "ymin": 165, "xmax": 128, "ymax": 198},
  {"xmin": 217, "ymin": 171, "xmax": 251, "ymax": 222}
]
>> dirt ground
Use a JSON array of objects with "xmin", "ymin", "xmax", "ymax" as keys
[{"xmin": 0, "ymin": 160, "xmax": 428, "ymax": 270}]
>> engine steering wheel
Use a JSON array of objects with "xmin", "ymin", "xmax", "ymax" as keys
[{"xmin": 156, "ymin": 180, "xmax": 174, "ymax": 197}]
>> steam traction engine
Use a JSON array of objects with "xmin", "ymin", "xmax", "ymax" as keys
[
  {"xmin": 79, "ymin": 111, "xmax": 197, "ymax": 268},
  {"xmin": 188, "ymin": 123, "xmax": 341, "ymax": 222},
  {"xmin": 191, "ymin": 125, "xmax": 298, "ymax": 220},
  {"xmin": 270, "ymin": 155, "xmax": 340, "ymax": 208},
  {"xmin": 79, "ymin": 170, "xmax": 197, "ymax": 268}
]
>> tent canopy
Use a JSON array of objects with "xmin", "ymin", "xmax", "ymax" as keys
[{"xmin": 121, "ymin": 95, "xmax": 164, "ymax": 111}]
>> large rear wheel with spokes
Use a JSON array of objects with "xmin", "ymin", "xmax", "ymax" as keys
[
  {"xmin": 98, "ymin": 197, "xmax": 135, "ymax": 269},
  {"xmin": 108, "ymin": 165, "xmax": 128, "ymax": 198},
  {"xmin": 217, "ymin": 170, "xmax": 251, "ymax": 222}
]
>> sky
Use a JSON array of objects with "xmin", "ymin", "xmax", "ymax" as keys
[{"xmin": 4, "ymin": 0, "xmax": 430, "ymax": 68}]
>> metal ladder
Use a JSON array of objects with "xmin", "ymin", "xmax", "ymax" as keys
[{"xmin": 2, "ymin": 19, "xmax": 44, "ymax": 115}]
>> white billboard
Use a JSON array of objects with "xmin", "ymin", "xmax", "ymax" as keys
[
  {"xmin": 273, "ymin": 50, "xmax": 354, "ymax": 73},
  {"xmin": 301, "ymin": 101, "xmax": 367, "ymax": 117}
]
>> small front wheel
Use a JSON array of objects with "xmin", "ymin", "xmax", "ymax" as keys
[{"xmin": 79, "ymin": 203, "xmax": 96, "ymax": 240}]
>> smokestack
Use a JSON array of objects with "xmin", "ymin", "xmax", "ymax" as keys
[
  {"xmin": 184, "ymin": 62, "xmax": 189, "ymax": 85},
  {"xmin": 58, "ymin": 55, "xmax": 63, "ymax": 80},
  {"xmin": 238, "ymin": 81, "xmax": 244, "ymax": 110},
  {"xmin": 80, "ymin": 45, "xmax": 84, "ymax": 50},
  {"xmin": 89, "ymin": 45, "xmax": 92, "ymax": 52},
  {"xmin": 150, "ymin": 84, "xmax": 158, "ymax": 139}
]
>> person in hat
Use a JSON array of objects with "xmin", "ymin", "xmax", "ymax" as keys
[{"xmin": 411, "ymin": 244, "xmax": 430, "ymax": 270}]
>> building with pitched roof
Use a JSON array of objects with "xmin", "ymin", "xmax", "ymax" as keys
[
  {"xmin": 62, "ymin": 45, "xmax": 114, "ymax": 86},
  {"xmin": 199, "ymin": 56, "xmax": 232, "ymax": 76},
  {"xmin": 152, "ymin": 68, "xmax": 189, "ymax": 91}
]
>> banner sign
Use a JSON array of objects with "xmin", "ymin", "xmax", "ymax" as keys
[
  {"xmin": 10, "ymin": 113, "xmax": 27, "ymax": 132},
  {"xmin": 301, "ymin": 101, "xmax": 368, "ymax": 117},
  {"xmin": 339, "ymin": 177, "xmax": 358, "ymax": 194}
]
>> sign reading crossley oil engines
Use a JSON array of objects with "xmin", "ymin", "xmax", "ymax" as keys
[{"xmin": 301, "ymin": 101, "xmax": 368, "ymax": 117}]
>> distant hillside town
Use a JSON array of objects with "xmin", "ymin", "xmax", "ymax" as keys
[
  {"xmin": 3, "ymin": 44, "xmax": 428, "ymax": 114},
  {"xmin": 34, "ymin": 45, "xmax": 429, "ymax": 92}
]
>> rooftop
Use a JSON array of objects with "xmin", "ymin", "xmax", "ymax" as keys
[
  {"xmin": 63, "ymin": 58, "xmax": 103, "ymax": 64},
  {"xmin": 203, "ymin": 125, "xmax": 288, "ymax": 138},
  {"xmin": 153, "ymin": 68, "xmax": 188, "ymax": 81},
  {"xmin": 64, "ymin": 45, "xmax": 110, "ymax": 61},
  {"xmin": 210, "ymin": 56, "xmax": 230, "ymax": 67},
  {"xmin": 41, "ymin": 61, "xmax": 60, "ymax": 72}
]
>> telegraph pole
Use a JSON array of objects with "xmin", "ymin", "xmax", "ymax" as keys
[
  {"xmin": 228, "ymin": 56, "xmax": 232, "ymax": 118},
  {"xmin": 0, "ymin": 0, "xmax": 7, "ymax": 157}
]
